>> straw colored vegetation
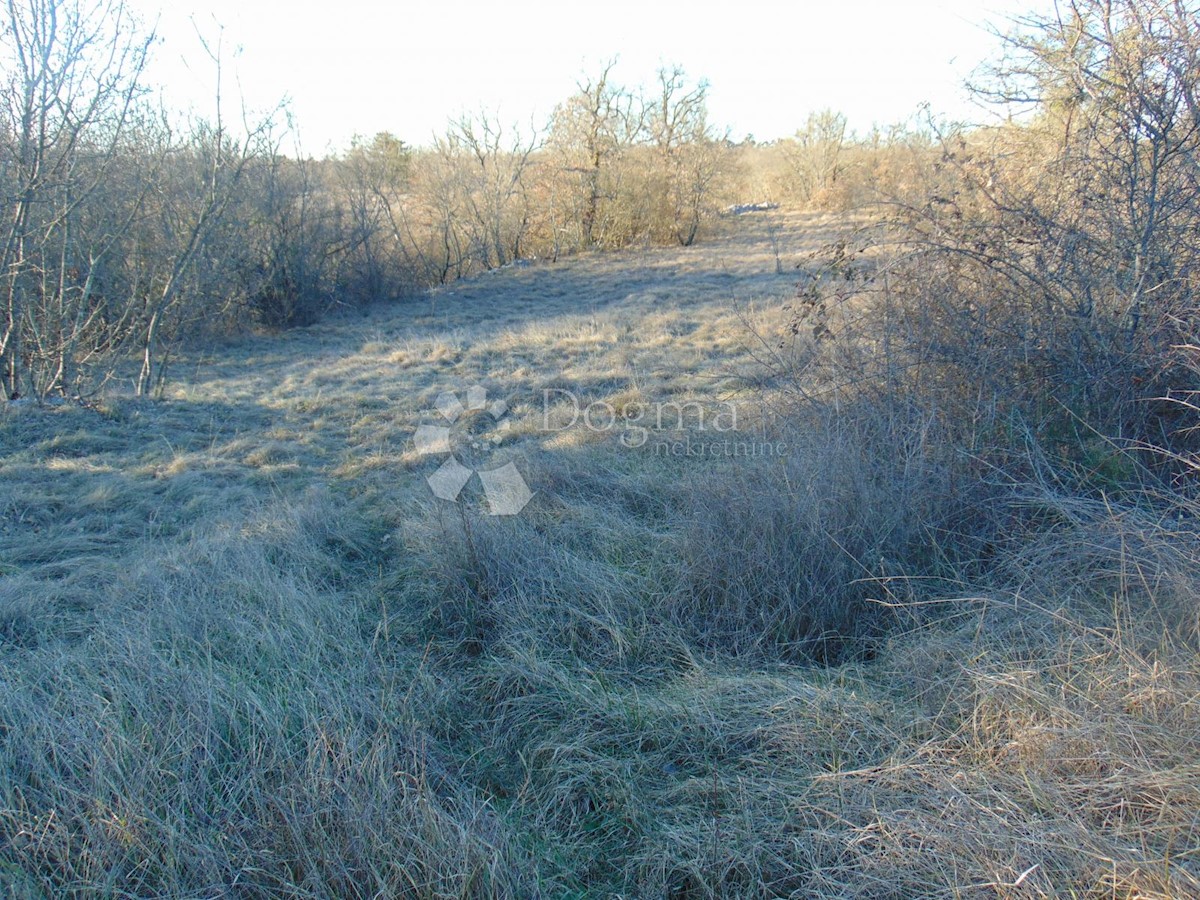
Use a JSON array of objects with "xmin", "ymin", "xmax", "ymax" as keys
[{"xmin": 2, "ymin": 205, "xmax": 1197, "ymax": 898}]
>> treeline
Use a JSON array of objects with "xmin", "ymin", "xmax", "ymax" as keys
[
  {"xmin": 8, "ymin": 0, "xmax": 1194, "ymax": 417},
  {"xmin": 330, "ymin": 61, "xmax": 728, "ymax": 293},
  {"xmin": 0, "ymin": 0, "xmax": 747, "ymax": 401}
]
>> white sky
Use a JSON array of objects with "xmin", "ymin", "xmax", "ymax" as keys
[{"xmin": 126, "ymin": 0, "xmax": 1048, "ymax": 154}]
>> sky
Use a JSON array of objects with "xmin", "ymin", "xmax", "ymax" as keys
[{"xmin": 125, "ymin": 0, "xmax": 1048, "ymax": 154}]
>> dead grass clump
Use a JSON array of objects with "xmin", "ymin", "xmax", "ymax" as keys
[
  {"xmin": 670, "ymin": 404, "xmax": 986, "ymax": 663},
  {"xmin": 455, "ymin": 649, "xmax": 904, "ymax": 897},
  {"xmin": 999, "ymin": 489, "xmax": 1200, "ymax": 647},
  {"xmin": 400, "ymin": 492, "xmax": 675, "ymax": 670},
  {"xmin": 798, "ymin": 605, "xmax": 1200, "ymax": 899}
]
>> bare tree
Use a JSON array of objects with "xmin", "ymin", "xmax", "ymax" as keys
[
  {"xmin": 132, "ymin": 23, "xmax": 277, "ymax": 397},
  {"xmin": 784, "ymin": 109, "xmax": 848, "ymax": 205},
  {"xmin": 647, "ymin": 65, "xmax": 727, "ymax": 245},
  {"xmin": 237, "ymin": 147, "xmax": 343, "ymax": 327},
  {"xmin": 549, "ymin": 60, "xmax": 643, "ymax": 250},
  {"xmin": 441, "ymin": 112, "xmax": 539, "ymax": 269},
  {"xmin": 337, "ymin": 131, "xmax": 412, "ymax": 300},
  {"xmin": 0, "ymin": 2, "xmax": 283, "ymax": 399},
  {"xmin": 0, "ymin": 0, "xmax": 153, "ymax": 399}
]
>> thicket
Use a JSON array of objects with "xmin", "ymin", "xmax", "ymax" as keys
[{"xmin": 784, "ymin": 0, "xmax": 1198, "ymax": 460}]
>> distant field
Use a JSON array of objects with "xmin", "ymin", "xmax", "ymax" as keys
[{"xmin": 2, "ymin": 209, "xmax": 1198, "ymax": 898}]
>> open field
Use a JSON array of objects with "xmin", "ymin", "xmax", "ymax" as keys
[{"xmin": 2, "ymin": 209, "xmax": 1199, "ymax": 898}]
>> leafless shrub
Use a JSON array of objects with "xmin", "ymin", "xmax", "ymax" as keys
[{"xmin": 884, "ymin": 0, "xmax": 1200, "ymax": 446}]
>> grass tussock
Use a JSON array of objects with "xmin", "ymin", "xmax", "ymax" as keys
[{"xmin": 671, "ymin": 402, "xmax": 982, "ymax": 663}]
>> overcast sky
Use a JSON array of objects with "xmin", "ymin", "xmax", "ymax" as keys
[{"xmin": 125, "ymin": 0, "xmax": 1048, "ymax": 154}]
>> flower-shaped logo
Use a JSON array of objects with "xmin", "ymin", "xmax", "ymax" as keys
[{"xmin": 413, "ymin": 385, "xmax": 533, "ymax": 516}]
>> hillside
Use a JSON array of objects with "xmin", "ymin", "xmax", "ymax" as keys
[{"xmin": 2, "ymin": 209, "xmax": 1198, "ymax": 898}]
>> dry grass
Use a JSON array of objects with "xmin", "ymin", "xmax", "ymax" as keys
[{"xmin": 2, "ymin": 208, "xmax": 1198, "ymax": 897}]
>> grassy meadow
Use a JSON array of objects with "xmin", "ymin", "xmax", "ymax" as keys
[{"xmin": 2, "ymin": 208, "xmax": 1199, "ymax": 898}]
